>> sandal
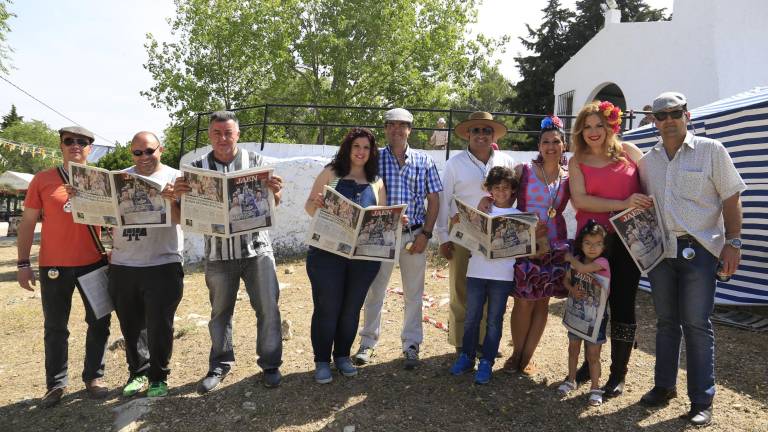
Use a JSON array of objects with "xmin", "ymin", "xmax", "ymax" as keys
[
  {"xmin": 521, "ymin": 362, "xmax": 537, "ymax": 376},
  {"xmin": 502, "ymin": 356, "xmax": 519, "ymax": 374},
  {"xmin": 589, "ymin": 389, "xmax": 604, "ymax": 406},
  {"xmin": 558, "ymin": 380, "xmax": 576, "ymax": 396}
]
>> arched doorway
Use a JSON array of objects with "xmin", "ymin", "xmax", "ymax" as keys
[{"xmin": 587, "ymin": 83, "xmax": 627, "ymax": 112}]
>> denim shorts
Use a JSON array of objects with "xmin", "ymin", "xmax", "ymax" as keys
[{"xmin": 568, "ymin": 313, "xmax": 608, "ymax": 345}]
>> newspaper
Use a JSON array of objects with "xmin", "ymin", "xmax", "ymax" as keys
[
  {"xmin": 180, "ymin": 165, "xmax": 275, "ymax": 237},
  {"xmin": 448, "ymin": 198, "xmax": 538, "ymax": 259},
  {"xmin": 563, "ymin": 271, "xmax": 610, "ymax": 343},
  {"xmin": 306, "ymin": 185, "xmax": 407, "ymax": 262},
  {"xmin": 609, "ymin": 197, "xmax": 667, "ymax": 274},
  {"xmin": 77, "ymin": 265, "xmax": 113, "ymax": 320},
  {"xmin": 69, "ymin": 162, "xmax": 170, "ymax": 229}
]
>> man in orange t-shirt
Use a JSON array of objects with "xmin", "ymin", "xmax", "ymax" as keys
[{"xmin": 16, "ymin": 126, "xmax": 111, "ymax": 408}]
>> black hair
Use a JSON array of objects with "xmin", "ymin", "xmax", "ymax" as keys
[
  {"xmin": 574, "ymin": 219, "xmax": 608, "ymax": 258},
  {"xmin": 329, "ymin": 128, "xmax": 379, "ymax": 182},
  {"xmin": 209, "ymin": 111, "xmax": 239, "ymax": 125},
  {"xmin": 483, "ymin": 166, "xmax": 519, "ymax": 191}
]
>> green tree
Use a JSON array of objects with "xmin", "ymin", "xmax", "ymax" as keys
[
  {"xmin": 1, "ymin": 104, "xmax": 22, "ymax": 129},
  {"xmin": 0, "ymin": 119, "xmax": 60, "ymax": 173},
  {"xmin": 0, "ymin": 0, "xmax": 13, "ymax": 74},
  {"xmin": 506, "ymin": 0, "xmax": 574, "ymax": 148},
  {"xmin": 143, "ymin": 0, "xmax": 500, "ymax": 146},
  {"xmin": 95, "ymin": 142, "xmax": 132, "ymax": 171},
  {"xmin": 569, "ymin": 0, "xmax": 669, "ymax": 50}
]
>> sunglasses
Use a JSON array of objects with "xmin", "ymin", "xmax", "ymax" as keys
[
  {"xmin": 132, "ymin": 146, "xmax": 160, "ymax": 157},
  {"xmin": 469, "ymin": 127, "xmax": 494, "ymax": 136},
  {"xmin": 62, "ymin": 137, "xmax": 91, "ymax": 147},
  {"xmin": 653, "ymin": 110, "xmax": 685, "ymax": 121}
]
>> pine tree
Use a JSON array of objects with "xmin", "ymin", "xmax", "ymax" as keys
[
  {"xmin": 505, "ymin": 0, "xmax": 574, "ymax": 146},
  {"xmin": 1, "ymin": 104, "xmax": 22, "ymax": 129}
]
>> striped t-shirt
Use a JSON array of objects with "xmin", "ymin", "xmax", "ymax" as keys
[{"xmin": 191, "ymin": 149, "xmax": 273, "ymax": 261}]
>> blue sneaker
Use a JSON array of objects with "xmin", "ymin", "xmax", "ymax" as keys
[
  {"xmin": 334, "ymin": 357, "xmax": 358, "ymax": 377},
  {"xmin": 450, "ymin": 353, "xmax": 475, "ymax": 376},
  {"xmin": 315, "ymin": 362, "xmax": 333, "ymax": 384},
  {"xmin": 475, "ymin": 359, "xmax": 492, "ymax": 384}
]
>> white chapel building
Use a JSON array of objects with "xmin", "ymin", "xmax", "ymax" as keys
[{"xmin": 553, "ymin": 0, "xmax": 768, "ymax": 124}]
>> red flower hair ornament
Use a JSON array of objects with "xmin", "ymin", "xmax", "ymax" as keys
[{"xmin": 598, "ymin": 101, "xmax": 623, "ymax": 134}]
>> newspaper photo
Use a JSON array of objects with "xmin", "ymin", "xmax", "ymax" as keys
[
  {"xmin": 113, "ymin": 172, "xmax": 169, "ymax": 227},
  {"xmin": 69, "ymin": 163, "xmax": 170, "ymax": 228},
  {"xmin": 180, "ymin": 165, "xmax": 275, "ymax": 237},
  {"xmin": 563, "ymin": 271, "xmax": 610, "ymax": 343},
  {"xmin": 449, "ymin": 198, "xmax": 538, "ymax": 259},
  {"xmin": 609, "ymin": 197, "xmax": 667, "ymax": 274},
  {"xmin": 70, "ymin": 163, "xmax": 117, "ymax": 226},
  {"xmin": 306, "ymin": 185, "xmax": 406, "ymax": 262}
]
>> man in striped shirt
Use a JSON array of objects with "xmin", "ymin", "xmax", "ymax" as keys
[{"xmin": 174, "ymin": 111, "xmax": 285, "ymax": 393}]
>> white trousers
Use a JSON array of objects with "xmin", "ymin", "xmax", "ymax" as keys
[{"xmin": 358, "ymin": 229, "xmax": 427, "ymax": 351}]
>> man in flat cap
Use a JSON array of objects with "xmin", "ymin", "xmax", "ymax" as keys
[
  {"xmin": 436, "ymin": 112, "xmax": 516, "ymax": 353},
  {"xmin": 638, "ymin": 92, "xmax": 746, "ymax": 426},
  {"xmin": 16, "ymin": 126, "xmax": 111, "ymax": 407},
  {"xmin": 354, "ymin": 108, "xmax": 443, "ymax": 369}
]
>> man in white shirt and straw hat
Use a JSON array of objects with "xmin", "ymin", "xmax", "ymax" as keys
[{"xmin": 436, "ymin": 112, "xmax": 516, "ymax": 352}]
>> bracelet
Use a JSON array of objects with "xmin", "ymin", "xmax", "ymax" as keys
[{"xmin": 17, "ymin": 261, "xmax": 31, "ymax": 269}]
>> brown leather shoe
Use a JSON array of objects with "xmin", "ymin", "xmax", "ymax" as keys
[
  {"xmin": 40, "ymin": 387, "xmax": 66, "ymax": 408},
  {"xmin": 85, "ymin": 378, "xmax": 109, "ymax": 399}
]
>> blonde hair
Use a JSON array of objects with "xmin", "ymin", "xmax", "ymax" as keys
[{"xmin": 570, "ymin": 101, "xmax": 627, "ymax": 164}]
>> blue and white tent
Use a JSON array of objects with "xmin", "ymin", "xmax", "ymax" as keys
[{"xmin": 623, "ymin": 87, "xmax": 768, "ymax": 305}]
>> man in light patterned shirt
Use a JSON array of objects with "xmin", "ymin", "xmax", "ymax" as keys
[
  {"xmin": 638, "ymin": 92, "xmax": 746, "ymax": 426},
  {"xmin": 174, "ymin": 111, "xmax": 285, "ymax": 393}
]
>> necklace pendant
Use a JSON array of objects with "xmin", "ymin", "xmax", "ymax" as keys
[
  {"xmin": 62, "ymin": 200, "xmax": 72, "ymax": 213},
  {"xmin": 547, "ymin": 207, "xmax": 557, "ymax": 219}
]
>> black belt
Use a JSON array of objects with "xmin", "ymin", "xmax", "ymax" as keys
[
  {"xmin": 403, "ymin": 223, "xmax": 422, "ymax": 233},
  {"xmin": 677, "ymin": 234, "xmax": 695, "ymax": 241}
]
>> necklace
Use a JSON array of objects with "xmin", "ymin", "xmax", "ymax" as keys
[
  {"xmin": 538, "ymin": 163, "xmax": 562, "ymax": 220},
  {"xmin": 466, "ymin": 149, "xmax": 488, "ymax": 179}
]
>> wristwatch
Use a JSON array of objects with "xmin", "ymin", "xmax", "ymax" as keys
[
  {"xmin": 420, "ymin": 230, "xmax": 433, "ymax": 239},
  {"xmin": 726, "ymin": 238, "xmax": 743, "ymax": 249}
]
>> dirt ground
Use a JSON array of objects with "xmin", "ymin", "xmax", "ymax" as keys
[{"xmin": 0, "ymin": 237, "xmax": 766, "ymax": 432}]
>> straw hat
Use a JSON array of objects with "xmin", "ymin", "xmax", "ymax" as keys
[{"xmin": 454, "ymin": 111, "xmax": 507, "ymax": 141}]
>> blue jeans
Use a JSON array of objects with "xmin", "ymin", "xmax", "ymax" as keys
[
  {"xmin": 462, "ymin": 277, "xmax": 513, "ymax": 362},
  {"xmin": 648, "ymin": 238, "xmax": 718, "ymax": 405},
  {"xmin": 204, "ymin": 254, "xmax": 282, "ymax": 372},
  {"xmin": 306, "ymin": 247, "xmax": 380, "ymax": 362}
]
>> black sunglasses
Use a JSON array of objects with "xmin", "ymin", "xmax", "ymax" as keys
[
  {"xmin": 132, "ymin": 146, "xmax": 160, "ymax": 156},
  {"xmin": 653, "ymin": 110, "xmax": 685, "ymax": 121},
  {"xmin": 469, "ymin": 127, "xmax": 494, "ymax": 136},
  {"xmin": 62, "ymin": 137, "xmax": 91, "ymax": 147}
]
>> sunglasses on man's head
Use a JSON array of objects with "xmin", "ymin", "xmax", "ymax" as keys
[
  {"xmin": 132, "ymin": 146, "xmax": 159, "ymax": 157},
  {"xmin": 62, "ymin": 137, "xmax": 91, "ymax": 147},
  {"xmin": 653, "ymin": 110, "xmax": 685, "ymax": 121},
  {"xmin": 469, "ymin": 127, "xmax": 494, "ymax": 136}
]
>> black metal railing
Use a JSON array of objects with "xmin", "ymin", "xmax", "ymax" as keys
[{"xmin": 178, "ymin": 103, "xmax": 647, "ymax": 163}]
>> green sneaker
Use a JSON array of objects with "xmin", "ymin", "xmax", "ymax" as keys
[
  {"xmin": 122, "ymin": 375, "xmax": 148, "ymax": 397},
  {"xmin": 147, "ymin": 381, "xmax": 168, "ymax": 397}
]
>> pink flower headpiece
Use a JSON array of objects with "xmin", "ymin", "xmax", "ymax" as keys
[{"xmin": 598, "ymin": 101, "xmax": 623, "ymax": 134}]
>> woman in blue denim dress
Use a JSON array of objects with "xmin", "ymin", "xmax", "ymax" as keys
[{"xmin": 304, "ymin": 128, "xmax": 387, "ymax": 384}]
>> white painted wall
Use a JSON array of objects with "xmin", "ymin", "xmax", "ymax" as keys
[
  {"xmin": 554, "ymin": 0, "xmax": 768, "ymax": 114},
  {"xmin": 179, "ymin": 143, "xmax": 571, "ymax": 262}
]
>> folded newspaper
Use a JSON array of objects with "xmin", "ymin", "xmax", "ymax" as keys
[
  {"xmin": 180, "ymin": 165, "xmax": 275, "ymax": 237},
  {"xmin": 609, "ymin": 197, "xmax": 667, "ymax": 274},
  {"xmin": 69, "ymin": 162, "xmax": 170, "ymax": 229},
  {"xmin": 563, "ymin": 271, "xmax": 609, "ymax": 343},
  {"xmin": 448, "ymin": 198, "xmax": 538, "ymax": 259},
  {"xmin": 306, "ymin": 185, "xmax": 407, "ymax": 262}
]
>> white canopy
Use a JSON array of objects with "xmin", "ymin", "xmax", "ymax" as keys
[{"xmin": 0, "ymin": 171, "xmax": 35, "ymax": 191}]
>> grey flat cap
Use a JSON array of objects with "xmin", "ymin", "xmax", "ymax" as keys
[
  {"xmin": 384, "ymin": 108, "xmax": 413, "ymax": 123},
  {"xmin": 652, "ymin": 92, "xmax": 687, "ymax": 112},
  {"xmin": 59, "ymin": 126, "xmax": 95, "ymax": 142}
]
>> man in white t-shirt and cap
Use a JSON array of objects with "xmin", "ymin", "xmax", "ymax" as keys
[
  {"xmin": 437, "ymin": 111, "xmax": 515, "ymax": 353},
  {"xmin": 638, "ymin": 91, "xmax": 746, "ymax": 426}
]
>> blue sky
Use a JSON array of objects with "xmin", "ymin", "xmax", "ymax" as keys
[{"xmin": 0, "ymin": 0, "xmax": 671, "ymax": 147}]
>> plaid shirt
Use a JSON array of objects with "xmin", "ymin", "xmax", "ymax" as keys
[{"xmin": 379, "ymin": 145, "xmax": 443, "ymax": 226}]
